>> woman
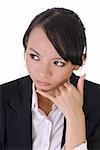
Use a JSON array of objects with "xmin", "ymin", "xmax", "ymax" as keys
[{"xmin": 0, "ymin": 8, "xmax": 100, "ymax": 150}]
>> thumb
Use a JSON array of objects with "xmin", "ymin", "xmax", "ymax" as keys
[{"xmin": 77, "ymin": 74, "xmax": 86, "ymax": 95}]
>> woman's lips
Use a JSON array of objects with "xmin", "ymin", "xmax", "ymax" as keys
[{"xmin": 36, "ymin": 80, "xmax": 50, "ymax": 86}]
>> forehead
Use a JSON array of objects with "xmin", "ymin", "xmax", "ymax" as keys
[{"xmin": 27, "ymin": 27, "xmax": 61, "ymax": 58}]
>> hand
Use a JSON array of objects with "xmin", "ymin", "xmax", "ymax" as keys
[
  {"xmin": 36, "ymin": 74, "xmax": 86, "ymax": 118},
  {"xmin": 36, "ymin": 74, "xmax": 86, "ymax": 147}
]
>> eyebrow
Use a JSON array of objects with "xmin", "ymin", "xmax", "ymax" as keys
[
  {"xmin": 29, "ymin": 48, "xmax": 64, "ymax": 60},
  {"xmin": 30, "ymin": 48, "xmax": 41, "ymax": 56}
]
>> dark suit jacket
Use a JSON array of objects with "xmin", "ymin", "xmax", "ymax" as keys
[{"xmin": 0, "ymin": 73, "xmax": 100, "ymax": 150}]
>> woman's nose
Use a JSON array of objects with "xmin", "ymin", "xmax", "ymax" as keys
[{"xmin": 39, "ymin": 63, "xmax": 52, "ymax": 78}]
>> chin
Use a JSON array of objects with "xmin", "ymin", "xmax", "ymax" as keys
[
  {"xmin": 36, "ymin": 86, "xmax": 52, "ymax": 92},
  {"xmin": 35, "ymin": 84, "xmax": 56, "ymax": 92}
]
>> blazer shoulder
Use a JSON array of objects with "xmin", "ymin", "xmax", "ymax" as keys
[
  {"xmin": 1, "ymin": 75, "xmax": 30, "ymax": 89},
  {"xmin": 0, "ymin": 75, "xmax": 31, "ymax": 101},
  {"xmin": 84, "ymin": 79, "xmax": 100, "ymax": 112},
  {"xmin": 84, "ymin": 79, "xmax": 100, "ymax": 95}
]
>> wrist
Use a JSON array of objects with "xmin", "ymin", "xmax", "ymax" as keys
[
  {"xmin": 65, "ymin": 108, "xmax": 85, "ymax": 121},
  {"xmin": 65, "ymin": 111, "xmax": 86, "ymax": 148}
]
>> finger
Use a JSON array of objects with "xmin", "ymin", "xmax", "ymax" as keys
[
  {"xmin": 77, "ymin": 74, "xmax": 86, "ymax": 95},
  {"xmin": 58, "ymin": 85, "xmax": 66, "ymax": 92},
  {"xmin": 63, "ymin": 80, "xmax": 79, "ymax": 94},
  {"xmin": 63, "ymin": 82, "xmax": 73, "ymax": 93},
  {"xmin": 67, "ymin": 78, "xmax": 70, "ymax": 83},
  {"xmin": 63, "ymin": 78, "xmax": 70, "ymax": 87},
  {"xmin": 55, "ymin": 88, "xmax": 61, "ymax": 96}
]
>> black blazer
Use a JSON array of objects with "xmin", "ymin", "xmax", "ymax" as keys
[{"xmin": 0, "ymin": 73, "xmax": 100, "ymax": 150}]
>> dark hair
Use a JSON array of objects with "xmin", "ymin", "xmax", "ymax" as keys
[{"xmin": 23, "ymin": 7, "xmax": 87, "ymax": 66}]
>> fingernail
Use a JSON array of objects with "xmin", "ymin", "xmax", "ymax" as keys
[{"xmin": 81, "ymin": 74, "xmax": 86, "ymax": 81}]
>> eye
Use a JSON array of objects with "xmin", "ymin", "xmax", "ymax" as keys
[
  {"xmin": 30, "ymin": 54, "xmax": 40, "ymax": 61},
  {"xmin": 54, "ymin": 61, "xmax": 65, "ymax": 67}
]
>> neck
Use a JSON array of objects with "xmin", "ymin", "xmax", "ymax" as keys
[{"xmin": 38, "ymin": 94, "xmax": 54, "ymax": 115}]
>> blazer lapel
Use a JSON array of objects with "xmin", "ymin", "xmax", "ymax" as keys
[
  {"xmin": 5, "ymin": 76, "xmax": 33, "ymax": 149},
  {"xmin": 61, "ymin": 118, "xmax": 66, "ymax": 148}
]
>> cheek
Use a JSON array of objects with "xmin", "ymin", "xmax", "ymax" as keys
[
  {"xmin": 25, "ymin": 56, "xmax": 32, "ymax": 73},
  {"xmin": 52, "ymin": 68, "xmax": 73, "ymax": 85},
  {"xmin": 25, "ymin": 57, "xmax": 40, "ymax": 76}
]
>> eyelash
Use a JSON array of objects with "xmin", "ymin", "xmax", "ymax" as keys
[
  {"xmin": 30, "ymin": 54, "xmax": 40, "ymax": 60},
  {"xmin": 30, "ymin": 54, "xmax": 65, "ymax": 67},
  {"xmin": 54, "ymin": 61, "xmax": 65, "ymax": 67}
]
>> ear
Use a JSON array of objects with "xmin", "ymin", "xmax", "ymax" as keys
[
  {"xmin": 74, "ymin": 65, "xmax": 80, "ymax": 71},
  {"xmin": 82, "ymin": 54, "xmax": 87, "ymax": 65},
  {"xmin": 24, "ymin": 51, "xmax": 26, "ymax": 60}
]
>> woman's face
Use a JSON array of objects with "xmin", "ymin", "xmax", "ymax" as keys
[{"xmin": 25, "ymin": 27, "xmax": 76, "ymax": 92}]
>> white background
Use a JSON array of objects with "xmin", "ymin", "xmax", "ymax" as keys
[{"xmin": 0, "ymin": 0, "xmax": 100, "ymax": 84}]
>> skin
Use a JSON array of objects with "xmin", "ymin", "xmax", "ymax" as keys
[{"xmin": 25, "ymin": 26, "xmax": 86, "ymax": 149}]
